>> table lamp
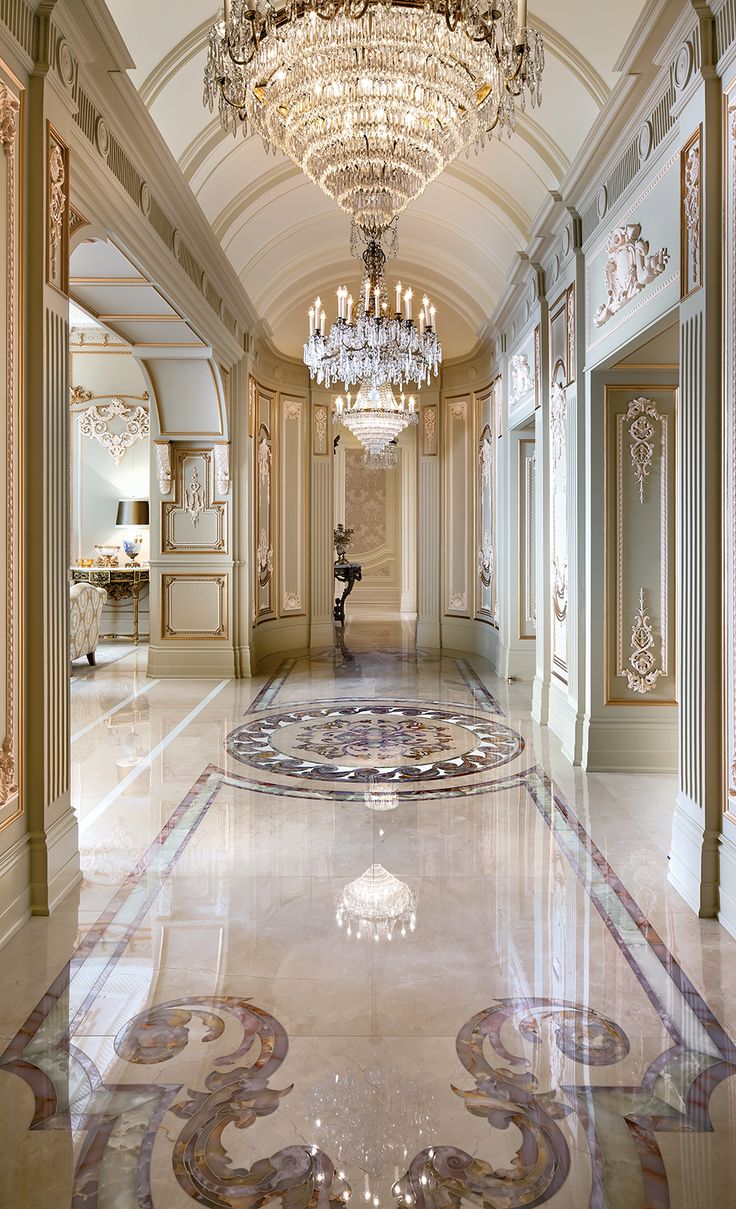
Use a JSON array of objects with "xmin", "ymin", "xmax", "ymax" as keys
[{"xmin": 116, "ymin": 499, "xmax": 149, "ymax": 562}]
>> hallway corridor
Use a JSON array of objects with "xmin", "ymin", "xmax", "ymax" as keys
[{"xmin": 1, "ymin": 631, "xmax": 734, "ymax": 1207}]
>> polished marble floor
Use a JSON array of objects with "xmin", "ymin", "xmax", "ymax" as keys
[{"xmin": 2, "ymin": 624, "xmax": 736, "ymax": 1207}]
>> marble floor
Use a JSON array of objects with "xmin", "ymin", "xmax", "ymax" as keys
[{"xmin": 2, "ymin": 625, "xmax": 736, "ymax": 1208}]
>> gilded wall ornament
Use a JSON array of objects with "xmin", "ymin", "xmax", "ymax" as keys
[
  {"xmin": 510, "ymin": 353, "xmax": 533, "ymax": 402},
  {"xmin": 550, "ymin": 381, "xmax": 567, "ymax": 467},
  {"xmin": 478, "ymin": 532, "xmax": 493, "ymax": 587},
  {"xmin": 48, "ymin": 141, "xmax": 66, "ymax": 284},
  {"xmin": 594, "ymin": 223, "xmax": 670, "ymax": 327},
  {"xmin": 184, "ymin": 465, "xmax": 205, "ymax": 526},
  {"xmin": 682, "ymin": 131, "xmax": 701, "ymax": 294},
  {"xmin": 70, "ymin": 384, "xmax": 93, "ymax": 404},
  {"xmin": 214, "ymin": 443, "xmax": 230, "ymax": 496},
  {"xmin": 448, "ymin": 398, "xmax": 467, "ymax": 421},
  {"xmin": 77, "ymin": 400, "xmax": 150, "ymax": 465},
  {"xmin": 624, "ymin": 396, "xmax": 660, "ymax": 503},
  {"xmin": 257, "ymin": 528, "xmax": 273, "ymax": 585},
  {"xmin": 626, "ymin": 589, "xmax": 664, "ymax": 694},
  {"xmin": 155, "ymin": 442, "xmax": 172, "ymax": 495},
  {"xmin": 423, "ymin": 405, "xmax": 437, "ymax": 453},
  {"xmin": 258, "ymin": 433, "xmax": 271, "ymax": 485}
]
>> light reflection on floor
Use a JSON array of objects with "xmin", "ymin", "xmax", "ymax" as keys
[{"xmin": 0, "ymin": 624, "xmax": 735, "ymax": 1208}]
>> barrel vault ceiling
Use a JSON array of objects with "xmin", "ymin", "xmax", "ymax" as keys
[{"xmin": 103, "ymin": 0, "xmax": 654, "ymax": 360}]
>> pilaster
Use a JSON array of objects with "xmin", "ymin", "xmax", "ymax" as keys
[
  {"xmin": 669, "ymin": 42, "xmax": 722, "ymax": 915},
  {"xmin": 416, "ymin": 399, "xmax": 441, "ymax": 647},
  {"xmin": 310, "ymin": 397, "xmax": 334, "ymax": 647}
]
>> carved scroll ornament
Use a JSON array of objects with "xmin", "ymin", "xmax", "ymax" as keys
[
  {"xmin": 77, "ymin": 400, "xmax": 150, "ymax": 465},
  {"xmin": 214, "ymin": 443, "xmax": 230, "ymax": 496},
  {"xmin": 594, "ymin": 223, "xmax": 670, "ymax": 328},
  {"xmin": 185, "ymin": 465, "xmax": 205, "ymax": 527},
  {"xmin": 511, "ymin": 353, "xmax": 533, "ymax": 402},
  {"xmin": 48, "ymin": 140, "xmax": 66, "ymax": 284},
  {"xmin": 156, "ymin": 443, "xmax": 172, "ymax": 495},
  {"xmin": 626, "ymin": 589, "xmax": 664, "ymax": 694}
]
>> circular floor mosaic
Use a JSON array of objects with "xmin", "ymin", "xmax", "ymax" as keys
[{"xmin": 225, "ymin": 702, "xmax": 524, "ymax": 785}]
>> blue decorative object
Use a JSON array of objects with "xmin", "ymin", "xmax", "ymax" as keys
[{"xmin": 123, "ymin": 538, "xmax": 140, "ymax": 563}]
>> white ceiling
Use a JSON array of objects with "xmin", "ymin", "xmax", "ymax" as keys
[{"xmin": 103, "ymin": 1, "xmax": 652, "ymax": 359}]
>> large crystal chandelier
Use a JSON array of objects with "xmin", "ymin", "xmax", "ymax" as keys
[
  {"xmin": 204, "ymin": 0, "xmax": 544, "ymax": 230},
  {"xmin": 336, "ymin": 381, "xmax": 417, "ymax": 456},
  {"xmin": 304, "ymin": 223, "xmax": 441, "ymax": 391},
  {"xmin": 336, "ymin": 864, "xmax": 417, "ymax": 941}
]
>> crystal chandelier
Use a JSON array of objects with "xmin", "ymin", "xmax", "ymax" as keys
[
  {"xmin": 204, "ymin": 0, "xmax": 544, "ymax": 230},
  {"xmin": 304, "ymin": 223, "xmax": 441, "ymax": 391},
  {"xmin": 335, "ymin": 381, "xmax": 417, "ymax": 456},
  {"xmin": 336, "ymin": 864, "xmax": 417, "ymax": 941}
]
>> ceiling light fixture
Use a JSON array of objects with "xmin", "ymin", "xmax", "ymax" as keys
[
  {"xmin": 335, "ymin": 381, "xmax": 417, "ymax": 457},
  {"xmin": 204, "ymin": 0, "xmax": 544, "ymax": 230},
  {"xmin": 336, "ymin": 863, "xmax": 417, "ymax": 941}
]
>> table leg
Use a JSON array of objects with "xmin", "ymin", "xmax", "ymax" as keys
[{"xmin": 133, "ymin": 583, "xmax": 140, "ymax": 645}]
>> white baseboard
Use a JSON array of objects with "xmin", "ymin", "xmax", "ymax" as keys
[
  {"xmin": 147, "ymin": 643, "xmax": 236, "ymax": 678},
  {"xmin": 668, "ymin": 793, "xmax": 719, "ymax": 916},
  {"xmin": 310, "ymin": 621, "xmax": 335, "ymax": 647},
  {"xmin": 581, "ymin": 708, "xmax": 678, "ymax": 772},
  {"xmin": 532, "ymin": 674, "xmax": 549, "ymax": 726},
  {"xmin": 253, "ymin": 618, "xmax": 310, "ymax": 664},
  {"xmin": 497, "ymin": 641, "xmax": 536, "ymax": 683},
  {"xmin": 440, "ymin": 617, "xmax": 498, "ymax": 665},
  {"xmin": 29, "ymin": 805, "xmax": 81, "ymax": 917},
  {"xmin": 416, "ymin": 619, "xmax": 441, "ymax": 648}
]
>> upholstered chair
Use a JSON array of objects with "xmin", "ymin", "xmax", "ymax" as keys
[{"xmin": 70, "ymin": 582, "xmax": 107, "ymax": 665}]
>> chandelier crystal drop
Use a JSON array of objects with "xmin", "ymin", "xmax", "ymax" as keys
[
  {"xmin": 364, "ymin": 440, "xmax": 399, "ymax": 470},
  {"xmin": 336, "ymin": 863, "xmax": 417, "ymax": 941},
  {"xmin": 304, "ymin": 224, "xmax": 441, "ymax": 392},
  {"xmin": 336, "ymin": 381, "xmax": 417, "ymax": 456},
  {"xmin": 204, "ymin": 0, "xmax": 544, "ymax": 229}
]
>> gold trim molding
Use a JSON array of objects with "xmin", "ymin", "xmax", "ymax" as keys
[{"xmin": 161, "ymin": 574, "xmax": 228, "ymax": 640}]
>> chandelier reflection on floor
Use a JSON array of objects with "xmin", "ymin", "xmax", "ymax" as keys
[
  {"xmin": 204, "ymin": 0, "xmax": 543, "ymax": 231},
  {"xmin": 335, "ymin": 382, "xmax": 417, "ymax": 457},
  {"xmin": 336, "ymin": 864, "xmax": 417, "ymax": 941},
  {"xmin": 304, "ymin": 223, "xmax": 441, "ymax": 392}
]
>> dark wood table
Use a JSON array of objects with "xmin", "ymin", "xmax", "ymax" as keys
[{"xmin": 334, "ymin": 561, "xmax": 362, "ymax": 625}]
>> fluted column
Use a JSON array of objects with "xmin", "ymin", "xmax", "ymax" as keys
[
  {"xmin": 231, "ymin": 355, "xmax": 253, "ymax": 677},
  {"xmin": 310, "ymin": 397, "xmax": 334, "ymax": 646},
  {"xmin": 416, "ymin": 398, "xmax": 441, "ymax": 647},
  {"xmin": 669, "ymin": 47, "xmax": 722, "ymax": 915},
  {"xmin": 25, "ymin": 51, "xmax": 80, "ymax": 913},
  {"xmin": 532, "ymin": 307, "xmax": 551, "ymax": 725}
]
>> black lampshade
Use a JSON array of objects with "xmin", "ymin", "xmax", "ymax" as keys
[{"xmin": 115, "ymin": 499, "xmax": 149, "ymax": 527}]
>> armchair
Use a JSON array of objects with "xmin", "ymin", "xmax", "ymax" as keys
[{"xmin": 70, "ymin": 582, "xmax": 107, "ymax": 665}]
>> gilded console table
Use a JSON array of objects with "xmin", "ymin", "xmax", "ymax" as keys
[
  {"xmin": 333, "ymin": 561, "xmax": 362, "ymax": 625},
  {"xmin": 70, "ymin": 566, "xmax": 149, "ymax": 644}
]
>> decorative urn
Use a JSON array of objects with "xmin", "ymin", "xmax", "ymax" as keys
[{"xmin": 334, "ymin": 523, "xmax": 354, "ymax": 564}]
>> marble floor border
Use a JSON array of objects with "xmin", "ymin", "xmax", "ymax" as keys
[{"xmin": 2, "ymin": 759, "xmax": 735, "ymax": 1206}]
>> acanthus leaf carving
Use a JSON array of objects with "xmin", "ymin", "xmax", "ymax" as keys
[
  {"xmin": 283, "ymin": 592, "xmax": 301, "ymax": 611},
  {"xmin": 0, "ymin": 82, "xmax": 19, "ymax": 150},
  {"xmin": 155, "ymin": 442, "xmax": 172, "ymax": 495},
  {"xmin": 625, "ymin": 588, "xmax": 664, "ymax": 694},
  {"xmin": 624, "ymin": 397, "xmax": 660, "ymax": 503},
  {"xmin": 550, "ymin": 381, "xmax": 567, "ymax": 467},
  {"xmin": 48, "ymin": 140, "xmax": 66, "ymax": 285},
  {"xmin": 552, "ymin": 556, "xmax": 568, "ymax": 622},
  {"xmin": 77, "ymin": 400, "xmax": 150, "ymax": 465},
  {"xmin": 478, "ymin": 532, "xmax": 493, "ymax": 588},
  {"xmin": 683, "ymin": 132, "xmax": 701, "ymax": 293},
  {"xmin": 257, "ymin": 528, "xmax": 273, "ymax": 585},
  {"xmin": 510, "ymin": 353, "xmax": 533, "ymax": 403},
  {"xmin": 214, "ymin": 444, "xmax": 230, "ymax": 496},
  {"xmin": 184, "ymin": 465, "xmax": 205, "ymax": 527},
  {"xmin": 594, "ymin": 223, "xmax": 670, "ymax": 328},
  {"xmin": 448, "ymin": 592, "xmax": 467, "ymax": 611}
]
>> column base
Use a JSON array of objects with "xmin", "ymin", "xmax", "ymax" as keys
[
  {"xmin": 416, "ymin": 619, "xmax": 441, "ymax": 648},
  {"xmin": 30, "ymin": 805, "xmax": 81, "ymax": 917},
  {"xmin": 581, "ymin": 709, "xmax": 678, "ymax": 772},
  {"xmin": 548, "ymin": 679, "xmax": 584, "ymax": 765},
  {"xmin": 310, "ymin": 620, "xmax": 335, "ymax": 648},
  {"xmin": 668, "ymin": 793, "xmax": 719, "ymax": 917},
  {"xmin": 532, "ymin": 674, "xmax": 549, "ymax": 726}
]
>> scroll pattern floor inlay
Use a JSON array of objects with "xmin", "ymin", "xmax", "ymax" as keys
[{"xmin": 1, "ymin": 648, "xmax": 735, "ymax": 1208}]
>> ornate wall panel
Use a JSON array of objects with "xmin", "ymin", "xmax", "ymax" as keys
[
  {"xmin": 162, "ymin": 574, "xmax": 228, "ymax": 639},
  {"xmin": 519, "ymin": 438, "xmax": 537, "ymax": 641},
  {"xmin": 0, "ymin": 73, "xmax": 21, "ymax": 828},
  {"xmin": 421, "ymin": 404, "xmax": 438, "ymax": 456},
  {"xmin": 605, "ymin": 387, "xmax": 676, "ymax": 704},
  {"xmin": 312, "ymin": 402, "xmax": 329, "ymax": 456},
  {"xmin": 475, "ymin": 381, "xmax": 500, "ymax": 625},
  {"xmin": 279, "ymin": 395, "xmax": 306, "ymax": 615},
  {"xmin": 254, "ymin": 383, "xmax": 276, "ymax": 621},
  {"xmin": 161, "ymin": 447, "xmax": 227, "ymax": 554},
  {"xmin": 444, "ymin": 396, "xmax": 472, "ymax": 615}
]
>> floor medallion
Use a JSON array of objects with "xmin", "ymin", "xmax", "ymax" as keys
[{"xmin": 225, "ymin": 701, "xmax": 524, "ymax": 785}]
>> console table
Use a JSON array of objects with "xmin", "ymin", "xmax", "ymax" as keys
[
  {"xmin": 70, "ymin": 566, "xmax": 149, "ymax": 644},
  {"xmin": 334, "ymin": 561, "xmax": 362, "ymax": 625}
]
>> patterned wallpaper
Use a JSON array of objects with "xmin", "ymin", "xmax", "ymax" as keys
[{"xmin": 345, "ymin": 448, "xmax": 387, "ymax": 556}]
